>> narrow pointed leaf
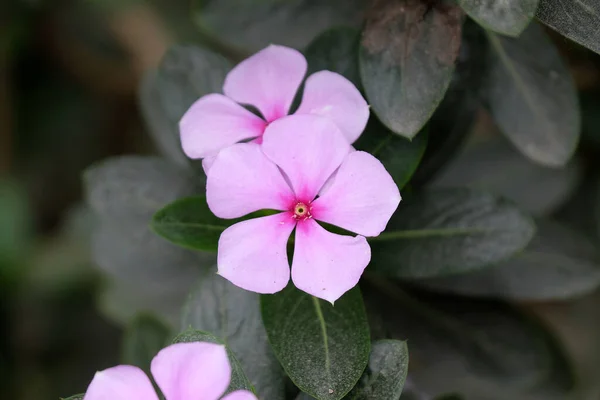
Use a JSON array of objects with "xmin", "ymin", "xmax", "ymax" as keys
[
  {"xmin": 359, "ymin": 0, "xmax": 464, "ymax": 138},
  {"xmin": 457, "ymin": 0, "xmax": 538, "ymax": 36},
  {"xmin": 536, "ymin": 0, "xmax": 600, "ymax": 55},
  {"xmin": 484, "ymin": 23, "xmax": 580, "ymax": 167},
  {"xmin": 261, "ymin": 286, "xmax": 371, "ymax": 400},
  {"xmin": 369, "ymin": 188, "xmax": 536, "ymax": 278}
]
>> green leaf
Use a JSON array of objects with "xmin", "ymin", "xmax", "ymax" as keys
[
  {"xmin": 261, "ymin": 286, "xmax": 371, "ymax": 400},
  {"xmin": 430, "ymin": 136, "xmax": 581, "ymax": 216},
  {"xmin": 139, "ymin": 46, "xmax": 231, "ymax": 166},
  {"xmin": 305, "ymin": 27, "xmax": 361, "ymax": 88},
  {"xmin": 359, "ymin": 1, "xmax": 465, "ymax": 139},
  {"xmin": 173, "ymin": 329, "xmax": 254, "ymax": 394},
  {"xmin": 536, "ymin": 0, "xmax": 600, "ymax": 55},
  {"xmin": 122, "ymin": 313, "xmax": 171, "ymax": 374},
  {"xmin": 419, "ymin": 219, "xmax": 600, "ymax": 300},
  {"xmin": 193, "ymin": 0, "xmax": 366, "ymax": 51},
  {"xmin": 60, "ymin": 395, "xmax": 84, "ymax": 400},
  {"xmin": 369, "ymin": 188, "xmax": 536, "ymax": 278},
  {"xmin": 364, "ymin": 280, "xmax": 575, "ymax": 399},
  {"xmin": 182, "ymin": 272, "xmax": 285, "ymax": 399},
  {"xmin": 151, "ymin": 196, "xmax": 226, "ymax": 252},
  {"xmin": 484, "ymin": 23, "xmax": 580, "ymax": 167},
  {"xmin": 354, "ymin": 117, "xmax": 428, "ymax": 189},
  {"xmin": 457, "ymin": 0, "xmax": 538, "ymax": 36},
  {"xmin": 344, "ymin": 340, "xmax": 409, "ymax": 400}
]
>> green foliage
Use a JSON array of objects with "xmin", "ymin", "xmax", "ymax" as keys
[
  {"xmin": 536, "ymin": 0, "xmax": 600, "ymax": 55},
  {"xmin": 483, "ymin": 23, "xmax": 580, "ymax": 167},
  {"xmin": 121, "ymin": 313, "xmax": 171, "ymax": 374},
  {"xmin": 0, "ymin": 181, "xmax": 30, "ymax": 280},
  {"xmin": 457, "ymin": 0, "xmax": 538, "ymax": 36},
  {"xmin": 60, "ymin": 395, "xmax": 84, "ymax": 400},
  {"xmin": 261, "ymin": 286, "xmax": 371, "ymax": 400},
  {"xmin": 182, "ymin": 272, "xmax": 285, "ymax": 399},
  {"xmin": 359, "ymin": 0, "xmax": 465, "ymax": 139},
  {"xmin": 173, "ymin": 329, "xmax": 255, "ymax": 394},
  {"xmin": 369, "ymin": 188, "xmax": 536, "ymax": 278}
]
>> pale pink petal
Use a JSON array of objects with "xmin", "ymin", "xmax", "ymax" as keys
[
  {"xmin": 292, "ymin": 219, "xmax": 370, "ymax": 303},
  {"xmin": 202, "ymin": 155, "xmax": 217, "ymax": 175},
  {"xmin": 207, "ymin": 143, "xmax": 295, "ymax": 219},
  {"xmin": 84, "ymin": 365, "xmax": 158, "ymax": 400},
  {"xmin": 262, "ymin": 115, "xmax": 351, "ymax": 201},
  {"xmin": 312, "ymin": 151, "xmax": 400, "ymax": 237},
  {"xmin": 218, "ymin": 213, "xmax": 295, "ymax": 294},
  {"xmin": 221, "ymin": 390, "xmax": 259, "ymax": 400},
  {"xmin": 295, "ymin": 71, "xmax": 369, "ymax": 143},
  {"xmin": 223, "ymin": 45, "xmax": 307, "ymax": 122},
  {"xmin": 151, "ymin": 342, "xmax": 230, "ymax": 400},
  {"xmin": 180, "ymin": 94, "xmax": 267, "ymax": 159}
]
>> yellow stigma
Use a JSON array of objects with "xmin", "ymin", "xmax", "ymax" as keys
[{"xmin": 294, "ymin": 202, "xmax": 310, "ymax": 219}]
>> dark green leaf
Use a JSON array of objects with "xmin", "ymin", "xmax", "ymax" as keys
[
  {"xmin": 536, "ymin": 0, "xmax": 600, "ymax": 55},
  {"xmin": 305, "ymin": 27, "xmax": 361, "ymax": 88},
  {"xmin": 484, "ymin": 23, "xmax": 580, "ymax": 167},
  {"xmin": 344, "ymin": 340, "xmax": 409, "ymax": 400},
  {"xmin": 364, "ymin": 280, "xmax": 575, "ymax": 399},
  {"xmin": 457, "ymin": 0, "xmax": 538, "ymax": 36},
  {"xmin": 193, "ymin": 0, "xmax": 366, "ymax": 51},
  {"xmin": 359, "ymin": 0, "xmax": 464, "ymax": 139},
  {"xmin": 418, "ymin": 219, "xmax": 600, "ymax": 300},
  {"xmin": 122, "ymin": 313, "xmax": 171, "ymax": 374},
  {"xmin": 369, "ymin": 188, "xmax": 536, "ymax": 278},
  {"xmin": 182, "ymin": 272, "xmax": 285, "ymax": 399},
  {"xmin": 151, "ymin": 196, "xmax": 226, "ymax": 252},
  {"xmin": 354, "ymin": 118, "xmax": 427, "ymax": 189},
  {"xmin": 261, "ymin": 286, "xmax": 371, "ymax": 400},
  {"xmin": 60, "ymin": 395, "xmax": 84, "ymax": 400},
  {"xmin": 139, "ymin": 46, "xmax": 231, "ymax": 166},
  {"xmin": 173, "ymin": 329, "xmax": 254, "ymax": 394},
  {"xmin": 430, "ymin": 136, "xmax": 581, "ymax": 216}
]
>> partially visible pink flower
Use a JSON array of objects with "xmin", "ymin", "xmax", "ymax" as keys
[
  {"xmin": 180, "ymin": 44, "xmax": 369, "ymax": 172},
  {"xmin": 83, "ymin": 342, "xmax": 256, "ymax": 400},
  {"xmin": 207, "ymin": 115, "xmax": 400, "ymax": 303}
]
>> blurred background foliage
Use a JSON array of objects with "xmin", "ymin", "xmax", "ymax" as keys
[{"xmin": 2, "ymin": 0, "xmax": 600, "ymax": 399}]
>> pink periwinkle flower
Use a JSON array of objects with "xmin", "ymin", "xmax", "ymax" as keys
[
  {"xmin": 207, "ymin": 115, "xmax": 400, "ymax": 303},
  {"xmin": 83, "ymin": 342, "xmax": 256, "ymax": 400},
  {"xmin": 179, "ymin": 44, "xmax": 369, "ymax": 172}
]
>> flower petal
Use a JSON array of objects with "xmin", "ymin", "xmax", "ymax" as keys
[
  {"xmin": 221, "ymin": 390, "xmax": 259, "ymax": 400},
  {"xmin": 312, "ymin": 151, "xmax": 401, "ymax": 237},
  {"xmin": 83, "ymin": 365, "xmax": 158, "ymax": 400},
  {"xmin": 207, "ymin": 143, "xmax": 295, "ymax": 219},
  {"xmin": 262, "ymin": 115, "xmax": 351, "ymax": 201},
  {"xmin": 292, "ymin": 219, "xmax": 370, "ymax": 303},
  {"xmin": 202, "ymin": 155, "xmax": 217, "ymax": 175},
  {"xmin": 218, "ymin": 213, "xmax": 295, "ymax": 294},
  {"xmin": 223, "ymin": 45, "xmax": 307, "ymax": 122},
  {"xmin": 295, "ymin": 71, "xmax": 369, "ymax": 143},
  {"xmin": 180, "ymin": 94, "xmax": 267, "ymax": 159},
  {"xmin": 151, "ymin": 342, "xmax": 230, "ymax": 400}
]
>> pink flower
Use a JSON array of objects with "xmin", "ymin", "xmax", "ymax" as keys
[
  {"xmin": 83, "ymin": 342, "xmax": 256, "ymax": 400},
  {"xmin": 207, "ymin": 115, "xmax": 400, "ymax": 303},
  {"xmin": 179, "ymin": 44, "xmax": 369, "ymax": 172}
]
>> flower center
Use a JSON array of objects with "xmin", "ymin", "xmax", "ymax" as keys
[{"xmin": 293, "ymin": 202, "xmax": 311, "ymax": 220}]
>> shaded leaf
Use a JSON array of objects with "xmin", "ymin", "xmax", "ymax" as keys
[
  {"xmin": 173, "ymin": 329, "xmax": 254, "ymax": 394},
  {"xmin": 60, "ymin": 395, "xmax": 84, "ymax": 400},
  {"xmin": 305, "ymin": 27, "xmax": 362, "ymax": 88},
  {"xmin": 122, "ymin": 313, "xmax": 171, "ymax": 374},
  {"xmin": 354, "ymin": 117, "xmax": 428, "ymax": 189},
  {"xmin": 369, "ymin": 188, "xmax": 536, "ymax": 278},
  {"xmin": 261, "ymin": 286, "xmax": 371, "ymax": 400},
  {"xmin": 418, "ymin": 219, "xmax": 600, "ymax": 300},
  {"xmin": 536, "ymin": 0, "xmax": 600, "ymax": 55},
  {"xmin": 430, "ymin": 136, "xmax": 581, "ymax": 216},
  {"xmin": 194, "ymin": 0, "xmax": 366, "ymax": 51},
  {"xmin": 139, "ymin": 46, "xmax": 231, "ymax": 166},
  {"xmin": 345, "ymin": 340, "xmax": 409, "ymax": 400},
  {"xmin": 364, "ymin": 280, "xmax": 575, "ymax": 400},
  {"xmin": 484, "ymin": 23, "xmax": 580, "ymax": 167},
  {"xmin": 359, "ymin": 0, "xmax": 464, "ymax": 138},
  {"xmin": 457, "ymin": 0, "xmax": 538, "ymax": 36},
  {"xmin": 182, "ymin": 272, "xmax": 285, "ymax": 399}
]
